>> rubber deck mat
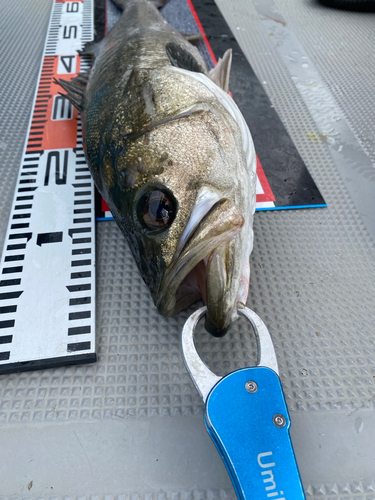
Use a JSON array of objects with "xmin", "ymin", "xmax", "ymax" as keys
[{"xmin": 0, "ymin": 0, "xmax": 375, "ymax": 499}]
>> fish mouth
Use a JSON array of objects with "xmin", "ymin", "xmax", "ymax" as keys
[{"xmin": 156, "ymin": 196, "xmax": 245, "ymax": 336}]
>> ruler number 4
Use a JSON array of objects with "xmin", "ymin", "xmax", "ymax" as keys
[{"xmin": 44, "ymin": 151, "xmax": 68, "ymax": 186}]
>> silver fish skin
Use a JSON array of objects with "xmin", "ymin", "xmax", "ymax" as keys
[{"xmin": 58, "ymin": 0, "xmax": 257, "ymax": 336}]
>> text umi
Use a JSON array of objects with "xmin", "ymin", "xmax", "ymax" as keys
[{"xmin": 257, "ymin": 451, "xmax": 285, "ymax": 499}]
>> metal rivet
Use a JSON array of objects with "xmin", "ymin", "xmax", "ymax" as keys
[
  {"xmin": 245, "ymin": 381, "xmax": 258, "ymax": 393},
  {"xmin": 273, "ymin": 414, "xmax": 286, "ymax": 427}
]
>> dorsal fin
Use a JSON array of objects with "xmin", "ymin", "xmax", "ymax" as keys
[
  {"xmin": 166, "ymin": 43, "xmax": 206, "ymax": 74},
  {"xmin": 54, "ymin": 72, "xmax": 90, "ymax": 111},
  {"xmin": 77, "ymin": 40, "xmax": 102, "ymax": 59},
  {"xmin": 208, "ymin": 49, "xmax": 232, "ymax": 93},
  {"xmin": 57, "ymin": 40, "xmax": 102, "ymax": 110}
]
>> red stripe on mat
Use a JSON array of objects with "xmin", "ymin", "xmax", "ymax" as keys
[
  {"xmin": 185, "ymin": 0, "xmax": 275, "ymax": 203},
  {"xmin": 256, "ymin": 157, "xmax": 276, "ymax": 203}
]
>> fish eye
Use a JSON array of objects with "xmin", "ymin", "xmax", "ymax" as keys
[{"xmin": 137, "ymin": 189, "xmax": 176, "ymax": 231}]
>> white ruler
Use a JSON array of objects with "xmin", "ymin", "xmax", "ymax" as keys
[{"xmin": 0, "ymin": 0, "xmax": 96, "ymax": 373}]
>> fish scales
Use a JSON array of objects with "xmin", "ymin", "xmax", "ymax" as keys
[{"xmin": 57, "ymin": 0, "xmax": 257, "ymax": 336}]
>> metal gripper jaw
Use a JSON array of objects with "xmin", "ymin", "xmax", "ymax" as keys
[{"xmin": 180, "ymin": 305, "xmax": 306, "ymax": 500}]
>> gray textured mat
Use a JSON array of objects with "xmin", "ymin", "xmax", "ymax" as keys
[{"xmin": 1, "ymin": 0, "xmax": 375, "ymax": 499}]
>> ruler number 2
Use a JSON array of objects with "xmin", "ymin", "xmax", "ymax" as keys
[{"xmin": 44, "ymin": 151, "xmax": 68, "ymax": 186}]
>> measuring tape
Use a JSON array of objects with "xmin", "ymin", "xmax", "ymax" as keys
[{"xmin": 0, "ymin": 0, "xmax": 96, "ymax": 373}]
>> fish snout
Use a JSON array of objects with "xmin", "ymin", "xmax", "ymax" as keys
[
  {"xmin": 200, "ymin": 200, "xmax": 245, "ymax": 337},
  {"xmin": 205, "ymin": 236, "xmax": 242, "ymax": 337},
  {"xmin": 156, "ymin": 197, "xmax": 247, "ymax": 336}
]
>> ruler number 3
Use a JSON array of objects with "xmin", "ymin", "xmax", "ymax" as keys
[{"xmin": 44, "ymin": 151, "xmax": 68, "ymax": 186}]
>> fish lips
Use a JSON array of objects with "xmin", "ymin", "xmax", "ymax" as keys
[{"xmin": 156, "ymin": 198, "xmax": 245, "ymax": 336}]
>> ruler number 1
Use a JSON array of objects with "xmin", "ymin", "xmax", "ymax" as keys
[
  {"xmin": 44, "ymin": 151, "xmax": 68, "ymax": 186},
  {"xmin": 66, "ymin": 2, "xmax": 79, "ymax": 12}
]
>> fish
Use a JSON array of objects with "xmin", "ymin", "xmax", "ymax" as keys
[{"xmin": 57, "ymin": 0, "xmax": 257, "ymax": 336}]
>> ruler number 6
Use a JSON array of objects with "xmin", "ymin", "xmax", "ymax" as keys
[{"xmin": 44, "ymin": 151, "xmax": 68, "ymax": 186}]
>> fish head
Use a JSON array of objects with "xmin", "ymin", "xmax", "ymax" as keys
[{"xmin": 86, "ymin": 68, "xmax": 256, "ymax": 336}]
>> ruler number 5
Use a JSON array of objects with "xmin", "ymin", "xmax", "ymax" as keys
[{"xmin": 44, "ymin": 151, "xmax": 68, "ymax": 186}]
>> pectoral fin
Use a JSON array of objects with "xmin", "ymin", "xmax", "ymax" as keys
[
  {"xmin": 180, "ymin": 32, "xmax": 203, "ymax": 43},
  {"xmin": 111, "ymin": 0, "xmax": 170, "ymax": 9},
  {"xmin": 208, "ymin": 49, "xmax": 232, "ymax": 92},
  {"xmin": 166, "ymin": 43, "xmax": 206, "ymax": 73}
]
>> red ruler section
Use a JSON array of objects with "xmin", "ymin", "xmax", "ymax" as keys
[{"xmin": 27, "ymin": 55, "xmax": 81, "ymax": 153}]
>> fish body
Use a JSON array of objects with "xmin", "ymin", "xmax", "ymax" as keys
[{"xmin": 58, "ymin": 0, "xmax": 257, "ymax": 336}]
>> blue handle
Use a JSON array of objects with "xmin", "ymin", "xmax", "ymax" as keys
[{"xmin": 205, "ymin": 367, "xmax": 306, "ymax": 500}]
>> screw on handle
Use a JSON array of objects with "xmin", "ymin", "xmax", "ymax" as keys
[{"xmin": 245, "ymin": 380, "xmax": 258, "ymax": 393}]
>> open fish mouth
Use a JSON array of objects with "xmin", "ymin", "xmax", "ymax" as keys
[{"xmin": 155, "ymin": 196, "xmax": 245, "ymax": 336}]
